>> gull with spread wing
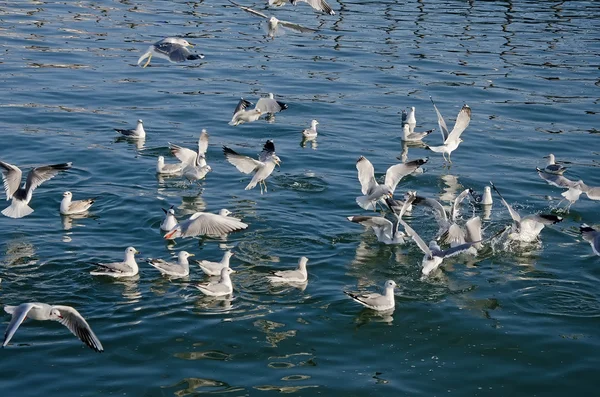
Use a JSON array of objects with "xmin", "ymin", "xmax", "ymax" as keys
[
  {"xmin": 90, "ymin": 247, "xmax": 140, "ymax": 278},
  {"xmin": 345, "ymin": 280, "xmax": 397, "ymax": 311},
  {"xmin": 427, "ymin": 98, "xmax": 471, "ymax": 162},
  {"xmin": 137, "ymin": 37, "xmax": 204, "ymax": 68},
  {"xmin": 230, "ymin": 1, "xmax": 317, "ymax": 38},
  {"xmin": 355, "ymin": 156, "xmax": 428, "ymax": 211},
  {"xmin": 268, "ymin": 0, "xmax": 335, "ymax": 15},
  {"xmin": 255, "ymin": 93, "xmax": 288, "ymax": 119},
  {"xmin": 491, "ymin": 182, "xmax": 562, "ymax": 243},
  {"xmin": 0, "ymin": 160, "xmax": 72, "ymax": 218},
  {"xmin": 229, "ymin": 98, "xmax": 262, "ymax": 126},
  {"xmin": 536, "ymin": 167, "xmax": 584, "ymax": 211},
  {"xmin": 147, "ymin": 251, "xmax": 194, "ymax": 278},
  {"xmin": 223, "ymin": 140, "xmax": 281, "ymax": 194},
  {"xmin": 60, "ymin": 191, "xmax": 95, "ymax": 215},
  {"xmin": 169, "ymin": 129, "xmax": 211, "ymax": 183},
  {"xmin": 164, "ymin": 210, "xmax": 248, "ymax": 239},
  {"xmin": 3, "ymin": 303, "xmax": 103, "ymax": 352},
  {"xmin": 579, "ymin": 224, "xmax": 600, "ymax": 256}
]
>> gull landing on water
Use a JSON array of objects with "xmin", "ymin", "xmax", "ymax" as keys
[
  {"xmin": 169, "ymin": 129, "xmax": 211, "ymax": 183},
  {"xmin": 427, "ymin": 98, "xmax": 471, "ymax": 163},
  {"xmin": 268, "ymin": 0, "xmax": 335, "ymax": 15},
  {"xmin": 3, "ymin": 303, "xmax": 103, "ymax": 352},
  {"xmin": 229, "ymin": 1, "xmax": 317, "ymax": 38},
  {"xmin": 0, "ymin": 161, "xmax": 72, "ymax": 218},
  {"xmin": 223, "ymin": 140, "xmax": 281, "ymax": 194},
  {"xmin": 229, "ymin": 98, "xmax": 262, "ymax": 126},
  {"xmin": 345, "ymin": 280, "xmax": 397, "ymax": 312},
  {"xmin": 137, "ymin": 37, "xmax": 204, "ymax": 68}
]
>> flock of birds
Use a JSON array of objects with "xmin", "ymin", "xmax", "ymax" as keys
[{"xmin": 1, "ymin": 1, "xmax": 599, "ymax": 353}]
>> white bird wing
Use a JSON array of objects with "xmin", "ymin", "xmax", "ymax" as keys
[
  {"xmin": 430, "ymin": 97, "xmax": 449, "ymax": 142},
  {"xmin": 356, "ymin": 156, "xmax": 377, "ymax": 195},
  {"xmin": 182, "ymin": 213, "xmax": 248, "ymax": 236},
  {"xmin": 3, "ymin": 303, "xmax": 39, "ymax": 347},
  {"xmin": 301, "ymin": 0, "xmax": 335, "ymax": 15},
  {"xmin": 255, "ymin": 97, "xmax": 285, "ymax": 114},
  {"xmin": 68, "ymin": 199, "xmax": 94, "ymax": 213},
  {"xmin": 444, "ymin": 105, "xmax": 471, "ymax": 144},
  {"xmin": 53, "ymin": 305, "xmax": 104, "ymax": 352},
  {"xmin": 230, "ymin": 1, "xmax": 268, "ymax": 18},
  {"xmin": 465, "ymin": 216, "xmax": 483, "ymax": 244},
  {"xmin": 399, "ymin": 220, "xmax": 432, "ymax": 258},
  {"xmin": 0, "ymin": 161, "xmax": 22, "ymax": 200},
  {"xmin": 536, "ymin": 168, "xmax": 579, "ymax": 188},
  {"xmin": 223, "ymin": 147, "xmax": 263, "ymax": 174},
  {"xmin": 451, "ymin": 189, "xmax": 471, "ymax": 222},
  {"xmin": 347, "ymin": 215, "xmax": 392, "ymax": 229},
  {"xmin": 384, "ymin": 158, "xmax": 427, "ymax": 192},
  {"xmin": 490, "ymin": 183, "xmax": 521, "ymax": 223},
  {"xmin": 148, "ymin": 258, "xmax": 181, "ymax": 273},
  {"xmin": 278, "ymin": 20, "xmax": 317, "ymax": 33},
  {"xmin": 93, "ymin": 260, "xmax": 134, "ymax": 274},
  {"xmin": 169, "ymin": 143, "xmax": 197, "ymax": 166},
  {"xmin": 440, "ymin": 242, "xmax": 479, "ymax": 258},
  {"xmin": 198, "ymin": 130, "xmax": 209, "ymax": 156},
  {"xmin": 25, "ymin": 163, "xmax": 72, "ymax": 195},
  {"xmin": 413, "ymin": 196, "xmax": 448, "ymax": 226}
]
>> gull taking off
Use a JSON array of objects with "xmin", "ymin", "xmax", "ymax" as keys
[
  {"xmin": 90, "ymin": 247, "xmax": 140, "ymax": 278},
  {"xmin": 355, "ymin": 156, "xmax": 428, "ymax": 210},
  {"xmin": 491, "ymin": 182, "xmax": 562, "ymax": 243},
  {"xmin": 230, "ymin": 1, "xmax": 317, "ymax": 38},
  {"xmin": 3, "ymin": 303, "xmax": 103, "ymax": 352},
  {"xmin": 579, "ymin": 224, "xmax": 600, "ymax": 256},
  {"xmin": 229, "ymin": 98, "xmax": 262, "ymax": 126},
  {"xmin": 164, "ymin": 211, "xmax": 248, "ymax": 239},
  {"xmin": 194, "ymin": 267, "xmax": 234, "ymax": 296},
  {"xmin": 196, "ymin": 250, "xmax": 234, "ymax": 276},
  {"xmin": 115, "ymin": 119, "xmax": 145, "ymax": 138},
  {"xmin": 60, "ymin": 191, "xmax": 95, "ymax": 215},
  {"xmin": 223, "ymin": 140, "xmax": 281, "ymax": 194},
  {"xmin": 345, "ymin": 280, "xmax": 396, "ymax": 311},
  {"xmin": 543, "ymin": 154, "xmax": 567, "ymax": 175},
  {"xmin": 0, "ymin": 161, "xmax": 72, "ymax": 218},
  {"xmin": 170, "ymin": 129, "xmax": 211, "ymax": 183},
  {"xmin": 255, "ymin": 93, "xmax": 288, "ymax": 118},
  {"xmin": 268, "ymin": 256, "xmax": 309, "ymax": 283},
  {"xmin": 268, "ymin": 0, "xmax": 335, "ymax": 15},
  {"xmin": 427, "ymin": 98, "xmax": 471, "ymax": 162},
  {"xmin": 147, "ymin": 251, "xmax": 194, "ymax": 278},
  {"xmin": 137, "ymin": 37, "xmax": 204, "ymax": 68}
]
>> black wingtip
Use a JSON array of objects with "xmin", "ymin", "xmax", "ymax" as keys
[
  {"xmin": 539, "ymin": 214, "xmax": 563, "ymax": 224},
  {"xmin": 161, "ymin": 208, "xmax": 168, "ymax": 214},
  {"xmin": 263, "ymin": 140, "xmax": 275, "ymax": 153},
  {"xmin": 223, "ymin": 146, "xmax": 238, "ymax": 156},
  {"xmin": 187, "ymin": 54, "xmax": 204, "ymax": 61},
  {"xmin": 580, "ymin": 224, "xmax": 595, "ymax": 233},
  {"xmin": 276, "ymin": 101, "xmax": 288, "ymax": 110}
]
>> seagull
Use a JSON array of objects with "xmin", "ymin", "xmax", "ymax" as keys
[
  {"xmin": 355, "ymin": 156, "xmax": 428, "ymax": 210},
  {"xmin": 164, "ymin": 211, "xmax": 248, "ymax": 239},
  {"xmin": 156, "ymin": 156, "xmax": 183, "ymax": 175},
  {"xmin": 147, "ymin": 251, "xmax": 194, "ymax": 278},
  {"xmin": 543, "ymin": 154, "xmax": 567, "ymax": 175},
  {"xmin": 399, "ymin": 219, "xmax": 482, "ymax": 277},
  {"xmin": 427, "ymin": 98, "xmax": 472, "ymax": 162},
  {"xmin": 90, "ymin": 247, "xmax": 140, "ymax": 278},
  {"xmin": 137, "ymin": 37, "xmax": 204, "ymax": 68},
  {"xmin": 229, "ymin": 1, "xmax": 317, "ymax": 38},
  {"xmin": 348, "ymin": 195, "xmax": 414, "ymax": 245},
  {"xmin": 255, "ymin": 93, "xmax": 288, "ymax": 118},
  {"xmin": 160, "ymin": 206, "xmax": 178, "ymax": 231},
  {"xmin": 196, "ymin": 250, "xmax": 234, "ymax": 276},
  {"xmin": 401, "ymin": 107, "xmax": 433, "ymax": 142},
  {"xmin": 115, "ymin": 119, "xmax": 145, "ymax": 139},
  {"xmin": 268, "ymin": 256, "xmax": 309, "ymax": 283},
  {"xmin": 344, "ymin": 280, "xmax": 396, "ymax": 311},
  {"xmin": 60, "ymin": 191, "xmax": 95, "ymax": 215},
  {"xmin": 269, "ymin": 0, "xmax": 335, "ymax": 15},
  {"xmin": 579, "ymin": 224, "xmax": 600, "ymax": 256},
  {"xmin": 194, "ymin": 267, "xmax": 234, "ymax": 296},
  {"xmin": 404, "ymin": 106, "xmax": 417, "ymax": 133},
  {"xmin": 3, "ymin": 303, "xmax": 103, "ymax": 352},
  {"xmin": 0, "ymin": 161, "xmax": 72, "ymax": 218},
  {"xmin": 170, "ymin": 129, "xmax": 211, "ymax": 183},
  {"xmin": 536, "ymin": 167, "xmax": 584, "ymax": 210},
  {"xmin": 223, "ymin": 140, "xmax": 281, "ymax": 194},
  {"xmin": 302, "ymin": 120, "xmax": 318, "ymax": 139},
  {"xmin": 469, "ymin": 186, "xmax": 493, "ymax": 206},
  {"xmin": 219, "ymin": 208, "xmax": 241, "ymax": 221},
  {"xmin": 491, "ymin": 182, "xmax": 562, "ymax": 243},
  {"xmin": 229, "ymin": 98, "xmax": 263, "ymax": 126}
]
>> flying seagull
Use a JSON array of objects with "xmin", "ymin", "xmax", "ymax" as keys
[
  {"xmin": 229, "ymin": 1, "xmax": 317, "ymax": 38},
  {"xmin": 579, "ymin": 224, "xmax": 600, "ymax": 256},
  {"xmin": 137, "ymin": 37, "xmax": 204, "ymax": 68},
  {"xmin": 223, "ymin": 140, "xmax": 281, "ymax": 193},
  {"xmin": 268, "ymin": 0, "xmax": 335, "ymax": 15},
  {"xmin": 169, "ymin": 129, "xmax": 211, "ymax": 183},
  {"xmin": 427, "ymin": 98, "xmax": 471, "ymax": 162},
  {"xmin": 0, "ymin": 160, "xmax": 72, "ymax": 218},
  {"xmin": 229, "ymin": 98, "xmax": 262, "ymax": 126}
]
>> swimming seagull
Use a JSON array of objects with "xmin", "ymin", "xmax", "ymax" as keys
[
  {"xmin": 170, "ymin": 129, "xmax": 211, "ymax": 183},
  {"xmin": 427, "ymin": 98, "xmax": 471, "ymax": 162},
  {"xmin": 543, "ymin": 154, "xmax": 567, "ymax": 175},
  {"xmin": 196, "ymin": 250, "xmax": 234, "ymax": 276},
  {"xmin": 469, "ymin": 186, "xmax": 493, "ymax": 206},
  {"xmin": 223, "ymin": 140, "xmax": 281, "ymax": 194},
  {"xmin": 255, "ymin": 93, "xmax": 288, "ymax": 118},
  {"xmin": 147, "ymin": 251, "xmax": 194, "ymax": 278},
  {"xmin": 399, "ymin": 218, "xmax": 482, "ymax": 277},
  {"xmin": 490, "ymin": 182, "xmax": 562, "ymax": 243},
  {"xmin": 401, "ymin": 107, "xmax": 433, "ymax": 142},
  {"xmin": 156, "ymin": 156, "xmax": 183, "ymax": 175},
  {"xmin": 3, "ymin": 303, "xmax": 103, "ymax": 352},
  {"xmin": 229, "ymin": 1, "xmax": 317, "ymax": 38},
  {"xmin": 194, "ymin": 267, "xmax": 234, "ymax": 296},
  {"xmin": 302, "ymin": 119, "xmax": 319, "ymax": 139},
  {"xmin": 90, "ymin": 246, "xmax": 140, "ymax": 278},
  {"xmin": 137, "ymin": 37, "xmax": 204, "ymax": 68},
  {"xmin": 579, "ymin": 224, "xmax": 600, "ymax": 256},
  {"xmin": 355, "ymin": 156, "xmax": 428, "ymax": 211},
  {"xmin": 229, "ymin": 98, "xmax": 262, "ymax": 126},
  {"xmin": 344, "ymin": 280, "xmax": 397, "ymax": 311},
  {"xmin": 60, "ymin": 191, "xmax": 95, "ymax": 215},
  {"xmin": 268, "ymin": 256, "xmax": 309, "ymax": 283},
  {"xmin": 115, "ymin": 119, "xmax": 145, "ymax": 139},
  {"xmin": 0, "ymin": 161, "xmax": 72, "ymax": 218},
  {"xmin": 164, "ymin": 211, "xmax": 248, "ymax": 239},
  {"xmin": 160, "ymin": 206, "xmax": 178, "ymax": 231}
]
